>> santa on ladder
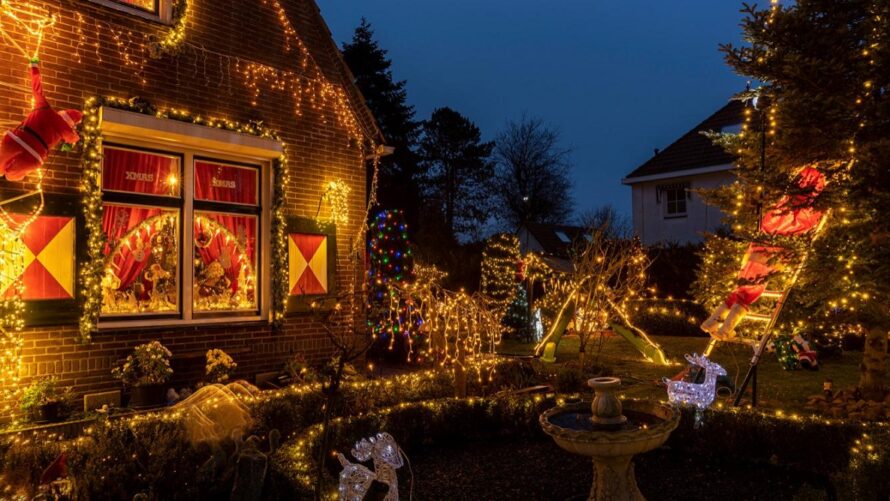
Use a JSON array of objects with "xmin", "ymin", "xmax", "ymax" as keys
[{"xmin": 701, "ymin": 166, "xmax": 826, "ymax": 340}]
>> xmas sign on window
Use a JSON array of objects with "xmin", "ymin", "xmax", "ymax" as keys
[
  {"xmin": 194, "ymin": 161, "xmax": 258, "ymax": 206},
  {"xmin": 102, "ymin": 147, "xmax": 180, "ymax": 197}
]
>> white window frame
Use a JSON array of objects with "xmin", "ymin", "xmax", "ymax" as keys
[
  {"xmin": 97, "ymin": 109, "xmax": 278, "ymax": 330},
  {"xmin": 663, "ymin": 187, "xmax": 688, "ymax": 218},
  {"xmin": 87, "ymin": 0, "xmax": 172, "ymax": 24}
]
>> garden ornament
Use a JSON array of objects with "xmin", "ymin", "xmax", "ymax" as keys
[
  {"xmin": 664, "ymin": 353, "xmax": 726, "ymax": 410},
  {"xmin": 338, "ymin": 432, "xmax": 405, "ymax": 501}
]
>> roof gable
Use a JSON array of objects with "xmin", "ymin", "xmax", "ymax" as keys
[
  {"xmin": 624, "ymin": 99, "xmax": 745, "ymax": 181},
  {"xmin": 521, "ymin": 222, "xmax": 589, "ymax": 259}
]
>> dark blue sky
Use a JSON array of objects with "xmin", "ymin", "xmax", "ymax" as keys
[{"xmin": 317, "ymin": 0, "xmax": 748, "ymax": 218}]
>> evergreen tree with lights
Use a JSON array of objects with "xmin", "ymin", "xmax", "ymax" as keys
[
  {"xmin": 503, "ymin": 283, "xmax": 531, "ymax": 340},
  {"xmin": 480, "ymin": 233, "xmax": 521, "ymax": 313},
  {"xmin": 693, "ymin": 1, "xmax": 889, "ymax": 399},
  {"xmin": 367, "ymin": 209, "xmax": 417, "ymax": 362}
]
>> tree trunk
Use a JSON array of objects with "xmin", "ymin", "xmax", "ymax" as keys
[
  {"xmin": 454, "ymin": 342, "xmax": 468, "ymax": 398},
  {"xmin": 859, "ymin": 327, "xmax": 888, "ymax": 401}
]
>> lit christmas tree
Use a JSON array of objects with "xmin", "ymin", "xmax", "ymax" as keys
[
  {"xmin": 692, "ymin": 1, "xmax": 889, "ymax": 398},
  {"xmin": 503, "ymin": 283, "xmax": 531, "ymax": 339},
  {"xmin": 480, "ymin": 233, "xmax": 520, "ymax": 312},
  {"xmin": 367, "ymin": 209, "xmax": 417, "ymax": 361}
]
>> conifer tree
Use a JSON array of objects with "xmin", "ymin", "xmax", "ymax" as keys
[
  {"xmin": 692, "ymin": 1, "xmax": 889, "ymax": 397},
  {"xmin": 342, "ymin": 19, "xmax": 422, "ymax": 226}
]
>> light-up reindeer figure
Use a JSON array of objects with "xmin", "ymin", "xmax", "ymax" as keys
[
  {"xmin": 337, "ymin": 432, "xmax": 404, "ymax": 501},
  {"xmin": 664, "ymin": 353, "xmax": 726, "ymax": 427}
]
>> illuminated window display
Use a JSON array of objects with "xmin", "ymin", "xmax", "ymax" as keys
[
  {"xmin": 98, "ymin": 147, "xmax": 263, "ymax": 321},
  {"xmin": 194, "ymin": 212, "xmax": 257, "ymax": 312},
  {"xmin": 101, "ymin": 204, "xmax": 179, "ymax": 315}
]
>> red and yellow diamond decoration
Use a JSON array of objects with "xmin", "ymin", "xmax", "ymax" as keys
[
  {"xmin": 3, "ymin": 215, "xmax": 75, "ymax": 300},
  {"xmin": 288, "ymin": 233, "xmax": 328, "ymax": 295}
]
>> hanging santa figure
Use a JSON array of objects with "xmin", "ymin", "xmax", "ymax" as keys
[
  {"xmin": 701, "ymin": 165, "xmax": 826, "ymax": 340},
  {"xmin": 0, "ymin": 59, "xmax": 82, "ymax": 181}
]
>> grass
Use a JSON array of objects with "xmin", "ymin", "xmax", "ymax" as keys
[{"xmin": 499, "ymin": 334, "xmax": 861, "ymax": 413}]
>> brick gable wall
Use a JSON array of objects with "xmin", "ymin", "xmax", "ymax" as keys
[{"xmin": 0, "ymin": 0, "xmax": 376, "ymax": 412}]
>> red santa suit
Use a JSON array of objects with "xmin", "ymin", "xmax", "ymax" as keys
[
  {"xmin": 0, "ymin": 61, "xmax": 83, "ymax": 182},
  {"xmin": 702, "ymin": 166, "xmax": 826, "ymax": 339},
  {"xmin": 724, "ymin": 166, "xmax": 825, "ymax": 309}
]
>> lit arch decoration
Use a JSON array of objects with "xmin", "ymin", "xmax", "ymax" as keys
[
  {"xmin": 101, "ymin": 211, "xmax": 178, "ymax": 314},
  {"xmin": 193, "ymin": 213, "xmax": 258, "ymax": 311}
]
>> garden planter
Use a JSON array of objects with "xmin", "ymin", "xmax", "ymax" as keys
[
  {"xmin": 35, "ymin": 401, "xmax": 64, "ymax": 423},
  {"xmin": 129, "ymin": 384, "xmax": 167, "ymax": 409}
]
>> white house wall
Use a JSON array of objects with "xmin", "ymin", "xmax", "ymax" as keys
[{"xmin": 630, "ymin": 170, "xmax": 734, "ymax": 245}]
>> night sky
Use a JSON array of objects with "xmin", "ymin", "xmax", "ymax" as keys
[{"xmin": 317, "ymin": 0, "xmax": 748, "ymax": 219}]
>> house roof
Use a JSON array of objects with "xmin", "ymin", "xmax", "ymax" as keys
[
  {"xmin": 521, "ymin": 222, "xmax": 589, "ymax": 259},
  {"xmin": 307, "ymin": 1, "xmax": 386, "ymax": 145},
  {"xmin": 623, "ymin": 99, "xmax": 745, "ymax": 183}
]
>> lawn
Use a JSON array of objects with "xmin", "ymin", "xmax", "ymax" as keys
[{"xmin": 498, "ymin": 334, "xmax": 861, "ymax": 413}]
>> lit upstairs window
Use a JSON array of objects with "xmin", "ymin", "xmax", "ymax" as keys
[
  {"xmin": 89, "ymin": 0, "xmax": 171, "ymax": 22},
  {"xmin": 113, "ymin": 0, "xmax": 157, "ymax": 13}
]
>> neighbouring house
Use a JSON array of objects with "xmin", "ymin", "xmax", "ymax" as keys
[
  {"xmin": 622, "ymin": 100, "xmax": 744, "ymax": 245},
  {"xmin": 0, "ymin": 0, "xmax": 383, "ymax": 415},
  {"xmin": 517, "ymin": 222, "xmax": 589, "ymax": 273}
]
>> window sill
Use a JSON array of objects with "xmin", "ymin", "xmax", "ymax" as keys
[
  {"xmin": 98, "ymin": 315, "xmax": 268, "ymax": 332},
  {"xmin": 663, "ymin": 214, "xmax": 688, "ymax": 220},
  {"xmin": 86, "ymin": 0, "xmax": 170, "ymax": 24}
]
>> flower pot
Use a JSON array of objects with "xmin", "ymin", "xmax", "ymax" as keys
[
  {"xmin": 35, "ymin": 401, "xmax": 64, "ymax": 423},
  {"xmin": 129, "ymin": 383, "xmax": 167, "ymax": 409}
]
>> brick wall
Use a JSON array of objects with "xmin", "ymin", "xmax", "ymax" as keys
[{"xmin": 0, "ymin": 0, "xmax": 379, "ymax": 410}]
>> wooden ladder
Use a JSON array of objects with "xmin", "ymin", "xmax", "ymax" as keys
[{"xmin": 702, "ymin": 213, "xmax": 831, "ymax": 407}]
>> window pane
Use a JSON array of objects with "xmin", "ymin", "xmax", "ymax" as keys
[
  {"xmin": 194, "ymin": 160, "xmax": 259, "ymax": 206},
  {"xmin": 102, "ymin": 147, "xmax": 180, "ymax": 197},
  {"xmin": 193, "ymin": 212, "xmax": 258, "ymax": 312},
  {"xmin": 111, "ymin": 0, "xmax": 156, "ymax": 13},
  {"xmin": 101, "ymin": 204, "xmax": 179, "ymax": 315}
]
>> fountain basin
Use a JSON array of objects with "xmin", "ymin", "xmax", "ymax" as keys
[
  {"xmin": 540, "ymin": 399, "xmax": 679, "ymax": 501},
  {"xmin": 541, "ymin": 400, "xmax": 678, "ymax": 458}
]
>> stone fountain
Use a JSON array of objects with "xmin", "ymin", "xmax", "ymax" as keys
[{"xmin": 540, "ymin": 377, "xmax": 679, "ymax": 501}]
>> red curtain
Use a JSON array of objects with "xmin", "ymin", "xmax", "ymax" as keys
[
  {"xmin": 194, "ymin": 212, "xmax": 257, "ymax": 297},
  {"xmin": 103, "ymin": 204, "xmax": 176, "ymax": 296},
  {"xmin": 103, "ymin": 147, "xmax": 179, "ymax": 197},
  {"xmin": 194, "ymin": 161, "xmax": 258, "ymax": 205}
]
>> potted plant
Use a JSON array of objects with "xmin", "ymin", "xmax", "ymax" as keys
[
  {"xmin": 205, "ymin": 348, "xmax": 237, "ymax": 384},
  {"xmin": 19, "ymin": 377, "xmax": 70, "ymax": 423},
  {"xmin": 112, "ymin": 340, "xmax": 173, "ymax": 409}
]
